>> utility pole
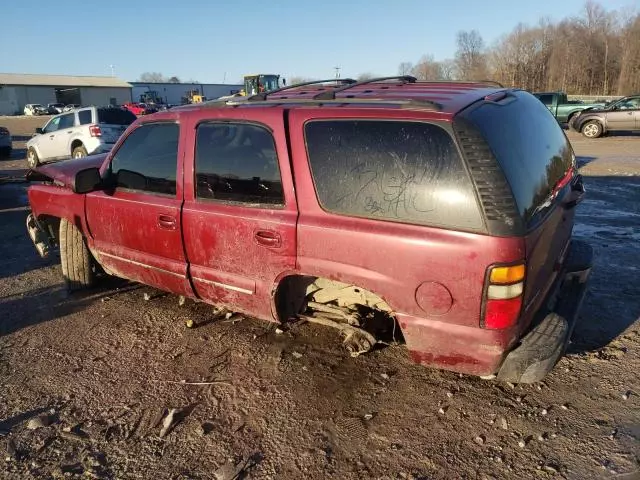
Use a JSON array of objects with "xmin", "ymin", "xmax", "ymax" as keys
[
  {"xmin": 109, "ymin": 64, "xmax": 115, "ymax": 77},
  {"xmin": 334, "ymin": 66, "xmax": 341, "ymax": 80}
]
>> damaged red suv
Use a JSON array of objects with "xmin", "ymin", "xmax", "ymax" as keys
[{"xmin": 26, "ymin": 76, "xmax": 592, "ymax": 383}]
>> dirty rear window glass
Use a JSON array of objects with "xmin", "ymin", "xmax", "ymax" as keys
[
  {"xmin": 304, "ymin": 120, "xmax": 483, "ymax": 230},
  {"xmin": 98, "ymin": 108, "xmax": 136, "ymax": 126}
]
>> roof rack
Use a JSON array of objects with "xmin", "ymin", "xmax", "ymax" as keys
[
  {"xmin": 416, "ymin": 79, "xmax": 505, "ymax": 88},
  {"xmin": 226, "ymin": 96, "xmax": 442, "ymax": 111},
  {"xmin": 247, "ymin": 78, "xmax": 357, "ymax": 102},
  {"xmin": 314, "ymin": 75, "xmax": 418, "ymax": 100}
]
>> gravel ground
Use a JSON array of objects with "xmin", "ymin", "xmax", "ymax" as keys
[{"xmin": 0, "ymin": 116, "xmax": 638, "ymax": 479}]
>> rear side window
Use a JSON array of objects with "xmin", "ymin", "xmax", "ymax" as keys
[
  {"xmin": 98, "ymin": 108, "xmax": 137, "ymax": 126},
  {"xmin": 461, "ymin": 90, "xmax": 574, "ymax": 228},
  {"xmin": 78, "ymin": 110, "xmax": 92, "ymax": 125},
  {"xmin": 109, "ymin": 123, "xmax": 179, "ymax": 196},
  {"xmin": 57, "ymin": 113, "xmax": 75, "ymax": 129},
  {"xmin": 304, "ymin": 120, "xmax": 483, "ymax": 230},
  {"xmin": 195, "ymin": 122, "xmax": 284, "ymax": 205}
]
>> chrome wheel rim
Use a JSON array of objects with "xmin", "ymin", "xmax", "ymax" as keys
[
  {"xmin": 583, "ymin": 124, "xmax": 599, "ymax": 138},
  {"xmin": 74, "ymin": 150, "xmax": 85, "ymax": 159},
  {"xmin": 27, "ymin": 150, "xmax": 36, "ymax": 167}
]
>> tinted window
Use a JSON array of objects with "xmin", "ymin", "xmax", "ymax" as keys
[
  {"xmin": 462, "ymin": 90, "xmax": 573, "ymax": 228},
  {"xmin": 110, "ymin": 123, "xmax": 178, "ymax": 196},
  {"xmin": 536, "ymin": 94, "xmax": 554, "ymax": 106},
  {"xmin": 305, "ymin": 120, "xmax": 483, "ymax": 230},
  {"xmin": 78, "ymin": 110, "xmax": 92, "ymax": 125},
  {"xmin": 98, "ymin": 108, "xmax": 137, "ymax": 125},
  {"xmin": 57, "ymin": 113, "xmax": 75, "ymax": 129},
  {"xmin": 195, "ymin": 123, "xmax": 283, "ymax": 205}
]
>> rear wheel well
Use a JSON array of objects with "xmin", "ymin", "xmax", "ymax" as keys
[
  {"xmin": 274, "ymin": 275, "xmax": 404, "ymax": 346},
  {"xmin": 70, "ymin": 140, "xmax": 84, "ymax": 155}
]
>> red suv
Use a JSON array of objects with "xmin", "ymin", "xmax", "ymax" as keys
[{"xmin": 26, "ymin": 77, "xmax": 592, "ymax": 383}]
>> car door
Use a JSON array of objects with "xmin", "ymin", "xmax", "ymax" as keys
[
  {"xmin": 85, "ymin": 120, "xmax": 193, "ymax": 296},
  {"xmin": 35, "ymin": 116, "xmax": 62, "ymax": 161},
  {"xmin": 181, "ymin": 108, "xmax": 297, "ymax": 321},
  {"xmin": 50, "ymin": 113, "xmax": 76, "ymax": 159},
  {"xmin": 606, "ymin": 97, "xmax": 639, "ymax": 131}
]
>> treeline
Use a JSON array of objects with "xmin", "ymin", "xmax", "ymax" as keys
[{"xmin": 398, "ymin": 1, "xmax": 640, "ymax": 95}]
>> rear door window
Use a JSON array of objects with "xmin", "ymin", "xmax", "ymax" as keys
[
  {"xmin": 461, "ymin": 90, "xmax": 574, "ymax": 229},
  {"xmin": 98, "ymin": 108, "xmax": 137, "ymax": 126},
  {"xmin": 304, "ymin": 120, "xmax": 483, "ymax": 230},
  {"xmin": 195, "ymin": 122, "xmax": 284, "ymax": 205}
]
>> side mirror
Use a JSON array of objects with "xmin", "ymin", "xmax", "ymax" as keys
[
  {"xmin": 35, "ymin": 127, "xmax": 43, "ymax": 134},
  {"xmin": 72, "ymin": 167, "xmax": 102, "ymax": 194}
]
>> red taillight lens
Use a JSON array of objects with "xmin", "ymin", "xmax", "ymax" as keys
[
  {"xmin": 482, "ymin": 263, "xmax": 525, "ymax": 329},
  {"xmin": 89, "ymin": 125, "xmax": 102, "ymax": 137},
  {"xmin": 484, "ymin": 297, "xmax": 522, "ymax": 329}
]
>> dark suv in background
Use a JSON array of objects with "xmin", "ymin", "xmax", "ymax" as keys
[{"xmin": 26, "ymin": 77, "xmax": 592, "ymax": 383}]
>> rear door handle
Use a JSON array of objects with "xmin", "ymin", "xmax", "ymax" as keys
[
  {"xmin": 157, "ymin": 214, "xmax": 177, "ymax": 230},
  {"xmin": 254, "ymin": 230, "xmax": 281, "ymax": 248}
]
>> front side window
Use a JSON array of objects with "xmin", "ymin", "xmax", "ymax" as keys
[
  {"xmin": 109, "ymin": 123, "xmax": 179, "ymax": 196},
  {"xmin": 305, "ymin": 120, "xmax": 483, "ymax": 230},
  {"xmin": 616, "ymin": 97, "xmax": 640, "ymax": 110},
  {"xmin": 195, "ymin": 122, "xmax": 284, "ymax": 205},
  {"xmin": 43, "ymin": 116, "xmax": 61, "ymax": 133}
]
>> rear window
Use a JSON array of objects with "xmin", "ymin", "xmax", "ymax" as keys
[
  {"xmin": 462, "ymin": 90, "xmax": 574, "ymax": 228},
  {"xmin": 98, "ymin": 108, "xmax": 137, "ymax": 126},
  {"xmin": 304, "ymin": 120, "xmax": 483, "ymax": 230}
]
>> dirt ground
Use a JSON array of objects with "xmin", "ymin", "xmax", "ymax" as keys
[{"xmin": 0, "ymin": 115, "xmax": 638, "ymax": 480}]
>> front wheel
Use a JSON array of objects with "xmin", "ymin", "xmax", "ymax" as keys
[
  {"xmin": 581, "ymin": 121, "xmax": 603, "ymax": 138},
  {"xmin": 72, "ymin": 145, "xmax": 88, "ymax": 159},
  {"xmin": 59, "ymin": 218, "xmax": 95, "ymax": 291},
  {"xmin": 27, "ymin": 147, "xmax": 39, "ymax": 168}
]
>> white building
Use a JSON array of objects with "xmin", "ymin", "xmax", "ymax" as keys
[
  {"xmin": 130, "ymin": 82, "xmax": 243, "ymax": 105},
  {"xmin": 0, "ymin": 73, "xmax": 132, "ymax": 115}
]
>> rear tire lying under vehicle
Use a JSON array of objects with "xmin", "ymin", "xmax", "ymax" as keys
[{"xmin": 59, "ymin": 218, "xmax": 95, "ymax": 291}]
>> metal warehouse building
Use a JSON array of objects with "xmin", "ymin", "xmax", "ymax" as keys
[
  {"xmin": 0, "ymin": 73, "xmax": 132, "ymax": 115},
  {"xmin": 130, "ymin": 82, "xmax": 243, "ymax": 105}
]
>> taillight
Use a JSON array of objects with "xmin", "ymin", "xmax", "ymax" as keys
[
  {"xmin": 483, "ymin": 263, "xmax": 525, "ymax": 329},
  {"xmin": 89, "ymin": 125, "xmax": 102, "ymax": 137}
]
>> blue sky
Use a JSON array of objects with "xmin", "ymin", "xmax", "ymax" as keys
[{"xmin": 1, "ymin": 0, "xmax": 637, "ymax": 83}]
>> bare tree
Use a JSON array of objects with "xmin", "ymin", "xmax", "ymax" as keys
[
  {"xmin": 288, "ymin": 76, "xmax": 316, "ymax": 85},
  {"xmin": 455, "ymin": 30, "xmax": 488, "ymax": 79},
  {"xmin": 138, "ymin": 72, "xmax": 166, "ymax": 83},
  {"xmin": 398, "ymin": 62, "xmax": 414, "ymax": 76},
  {"xmin": 356, "ymin": 73, "xmax": 376, "ymax": 81},
  {"xmin": 168, "ymin": 76, "xmax": 181, "ymax": 83}
]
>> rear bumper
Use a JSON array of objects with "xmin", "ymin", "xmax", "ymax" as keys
[
  {"xmin": 400, "ymin": 240, "xmax": 593, "ymax": 381},
  {"xmin": 497, "ymin": 240, "xmax": 592, "ymax": 383}
]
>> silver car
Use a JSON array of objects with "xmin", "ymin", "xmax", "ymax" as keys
[
  {"xmin": 570, "ymin": 95, "xmax": 640, "ymax": 138},
  {"xmin": 26, "ymin": 106, "xmax": 137, "ymax": 167}
]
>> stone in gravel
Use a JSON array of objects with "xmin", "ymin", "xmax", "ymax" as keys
[
  {"xmin": 537, "ymin": 433, "xmax": 547, "ymax": 441},
  {"xmin": 380, "ymin": 373, "xmax": 390, "ymax": 380},
  {"xmin": 275, "ymin": 328, "xmax": 284, "ymax": 335},
  {"xmin": 446, "ymin": 391, "xmax": 454, "ymax": 398},
  {"xmin": 26, "ymin": 414, "xmax": 53, "ymax": 430},
  {"xmin": 438, "ymin": 406, "xmax": 448, "ymax": 415},
  {"xmin": 5, "ymin": 438, "xmax": 17, "ymax": 459},
  {"xmin": 622, "ymin": 390, "xmax": 631, "ymax": 400},
  {"xmin": 542, "ymin": 465, "xmax": 558, "ymax": 474},
  {"xmin": 474, "ymin": 435, "xmax": 486, "ymax": 445},
  {"xmin": 143, "ymin": 293, "xmax": 151, "ymax": 301},
  {"xmin": 541, "ymin": 408, "xmax": 548, "ymax": 415},
  {"xmin": 363, "ymin": 414, "xmax": 374, "ymax": 421},
  {"xmin": 292, "ymin": 351, "xmax": 303, "ymax": 359},
  {"xmin": 518, "ymin": 436, "xmax": 532, "ymax": 448},
  {"xmin": 561, "ymin": 404, "xmax": 569, "ymax": 410},
  {"xmin": 499, "ymin": 417, "xmax": 508, "ymax": 430},
  {"xmin": 506, "ymin": 382, "xmax": 515, "ymax": 389}
]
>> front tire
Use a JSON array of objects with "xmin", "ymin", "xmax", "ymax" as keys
[
  {"xmin": 72, "ymin": 145, "xmax": 88, "ymax": 159},
  {"xmin": 27, "ymin": 147, "xmax": 39, "ymax": 168},
  {"xmin": 581, "ymin": 121, "xmax": 603, "ymax": 138},
  {"xmin": 59, "ymin": 218, "xmax": 95, "ymax": 291}
]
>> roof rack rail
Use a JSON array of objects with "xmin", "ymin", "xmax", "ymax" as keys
[
  {"xmin": 416, "ymin": 79, "xmax": 505, "ymax": 88},
  {"xmin": 226, "ymin": 96, "xmax": 442, "ymax": 111},
  {"xmin": 314, "ymin": 75, "xmax": 418, "ymax": 100},
  {"xmin": 247, "ymin": 78, "xmax": 357, "ymax": 102}
]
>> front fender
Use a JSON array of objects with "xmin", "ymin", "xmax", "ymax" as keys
[{"xmin": 28, "ymin": 184, "xmax": 88, "ymax": 235}]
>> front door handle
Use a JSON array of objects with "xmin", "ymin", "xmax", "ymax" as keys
[
  {"xmin": 157, "ymin": 214, "xmax": 177, "ymax": 230},
  {"xmin": 49, "ymin": 135, "xmax": 55, "ymax": 139},
  {"xmin": 254, "ymin": 230, "xmax": 281, "ymax": 248}
]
